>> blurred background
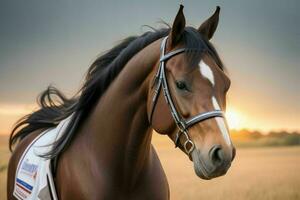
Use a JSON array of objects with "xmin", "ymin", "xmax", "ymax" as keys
[{"xmin": 0, "ymin": 0, "xmax": 299, "ymax": 199}]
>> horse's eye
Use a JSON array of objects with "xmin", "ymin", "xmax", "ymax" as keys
[{"xmin": 176, "ymin": 81, "xmax": 188, "ymax": 91}]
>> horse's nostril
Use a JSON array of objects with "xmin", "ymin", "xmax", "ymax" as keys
[{"xmin": 209, "ymin": 145, "xmax": 224, "ymax": 166}]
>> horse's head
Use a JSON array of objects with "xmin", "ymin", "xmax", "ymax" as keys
[{"xmin": 148, "ymin": 5, "xmax": 235, "ymax": 180}]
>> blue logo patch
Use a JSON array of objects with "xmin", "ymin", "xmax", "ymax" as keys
[{"xmin": 20, "ymin": 159, "xmax": 38, "ymax": 178}]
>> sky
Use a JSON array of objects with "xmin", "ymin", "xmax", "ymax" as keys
[{"xmin": 0, "ymin": 0, "xmax": 299, "ymax": 134}]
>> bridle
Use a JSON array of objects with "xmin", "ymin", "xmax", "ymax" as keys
[{"xmin": 150, "ymin": 36, "xmax": 225, "ymax": 156}]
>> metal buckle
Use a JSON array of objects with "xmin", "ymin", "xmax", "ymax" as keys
[
  {"xmin": 184, "ymin": 139, "xmax": 195, "ymax": 155},
  {"xmin": 175, "ymin": 129, "xmax": 195, "ymax": 155},
  {"xmin": 182, "ymin": 131, "xmax": 195, "ymax": 155}
]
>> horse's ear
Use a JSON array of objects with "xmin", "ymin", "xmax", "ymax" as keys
[
  {"xmin": 169, "ymin": 4, "xmax": 186, "ymax": 47},
  {"xmin": 198, "ymin": 6, "xmax": 220, "ymax": 40}
]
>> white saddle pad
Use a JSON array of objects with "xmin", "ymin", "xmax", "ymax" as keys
[{"xmin": 13, "ymin": 116, "xmax": 71, "ymax": 200}]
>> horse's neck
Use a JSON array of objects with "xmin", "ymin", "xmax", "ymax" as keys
[{"xmin": 76, "ymin": 38, "xmax": 161, "ymax": 187}]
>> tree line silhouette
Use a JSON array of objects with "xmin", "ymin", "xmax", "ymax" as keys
[{"xmin": 231, "ymin": 129, "xmax": 300, "ymax": 147}]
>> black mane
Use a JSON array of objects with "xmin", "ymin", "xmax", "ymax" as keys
[{"xmin": 9, "ymin": 27, "xmax": 224, "ymax": 158}]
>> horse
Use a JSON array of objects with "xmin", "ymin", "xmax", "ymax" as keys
[{"xmin": 7, "ymin": 5, "xmax": 235, "ymax": 200}]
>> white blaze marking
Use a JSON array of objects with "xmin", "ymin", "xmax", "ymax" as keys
[
  {"xmin": 199, "ymin": 60, "xmax": 215, "ymax": 86},
  {"xmin": 212, "ymin": 97, "xmax": 231, "ymax": 145}
]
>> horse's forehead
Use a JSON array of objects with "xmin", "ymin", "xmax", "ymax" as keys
[
  {"xmin": 198, "ymin": 59, "xmax": 215, "ymax": 86},
  {"xmin": 197, "ymin": 54, "xmax": 223, "ymax": 87}
]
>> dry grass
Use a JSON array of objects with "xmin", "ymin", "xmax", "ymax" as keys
[
  {"xmin": 0, "ymin": 135, "xmax": 9, "ymax": 200},
  {"xmin": 1, "ymin": 135, "xmax": 300, "ymax": 200},
  {"xmin": 153, "ymin": 136, "xmax": 300, "ymax": 200}
]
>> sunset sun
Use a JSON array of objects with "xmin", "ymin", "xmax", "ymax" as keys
[{"xmin": 225, "ymin": 108, "xmax": 243, "ymax": 130}]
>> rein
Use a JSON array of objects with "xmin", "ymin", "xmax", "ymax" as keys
[{"xmin": 150, "ymin": 36, "xmax": 225, "ymax": 156}]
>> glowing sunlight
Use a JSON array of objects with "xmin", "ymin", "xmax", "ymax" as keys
[{"xmin": 225, "ymin": 108, "xmax": 245, "ymax": 130}]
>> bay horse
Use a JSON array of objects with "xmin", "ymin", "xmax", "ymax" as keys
[{"xmin": 7, "ymin": 5, "xmax": 235, "ymax": 200}]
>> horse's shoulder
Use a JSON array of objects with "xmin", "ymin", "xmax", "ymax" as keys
[{"xmin": 9, "ymin": 130, "xmax": 43, "ymax": 166}]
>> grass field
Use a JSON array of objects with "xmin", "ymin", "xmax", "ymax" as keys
[
  {"xmin": 1, "ymin": 135, "xmax": 300, "ymax": 200},
  {"xmin": 0, "ymin": 135, "xmax": 9, "ymax": 200}
]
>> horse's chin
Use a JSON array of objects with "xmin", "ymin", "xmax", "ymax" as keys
[
  {"xmin": 193, "ymin": 166, "xmax": 211, "ymax": 180},
  {"xmin": 191, "ymin": 150, "xmax": 213, "ymax": 180}
]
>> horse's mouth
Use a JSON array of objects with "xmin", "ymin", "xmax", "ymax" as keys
[
  {"xmin": 191, "ymin": 150, "xmax": 210, "ymax": 179},
  {"xmin": 191, "ymin": 149, "xmax": 230, "ymax": 180}
]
